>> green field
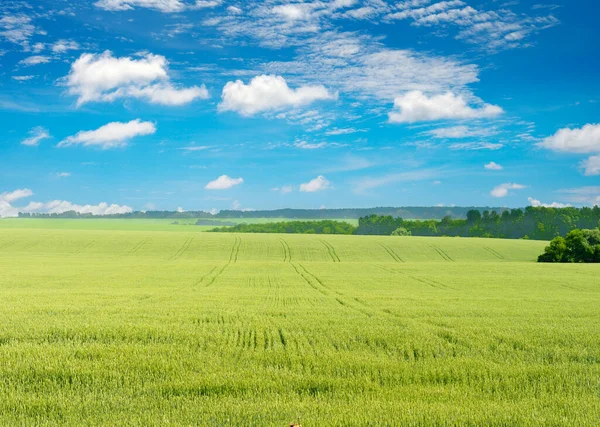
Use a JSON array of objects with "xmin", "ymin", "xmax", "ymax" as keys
[
  {"xmin": 1, "ymin": 226, "xmax": 599, "ymax": 425},
  {"xmin": 0, "ymin": 217, "xmax": 359, "ymax": 232}
]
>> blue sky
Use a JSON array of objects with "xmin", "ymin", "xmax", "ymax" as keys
[{"xmin": 1, "ymin": 0, "xmax": 599, "ymax": 215}]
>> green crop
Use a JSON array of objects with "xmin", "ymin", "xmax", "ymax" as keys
[{"xmin": 0, "ymin": 226, "xmax": 598, "ymax": 425}]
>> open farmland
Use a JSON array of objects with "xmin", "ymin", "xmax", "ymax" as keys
[{"xmin": 0, "ymin": 227, "xmax": 599, "ymax": 425}]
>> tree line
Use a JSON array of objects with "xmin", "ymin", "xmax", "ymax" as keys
[
  {"xmin": 355, "ymin": 206, "xmax": 600, "ymax": 240},
  {"xmin": 18, "ymin": 206, "xmax": 509, "ymax": 220},
  {"xmin": 209, "ymin": 220, "xmax": 356, "ymax": 235}
]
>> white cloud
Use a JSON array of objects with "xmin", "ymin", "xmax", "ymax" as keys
[
  {"xmin": 219, "ymin": 74, "xmax": 336, "ymax": 116},
  {"xmin": 0, "ymin": 188, "xmax": 33, "ymax": 203},
  {"xmin": 231, "ymin": 200, "xmax": 241, "ymax": 209},
  {"xmin": 21, "ymin": 127, "xmax": 50, "ymax": 146},
  {"xmin": 178, "ymin": 145, "xmax": 210, "ymax": 151},
  {"xmin": 386, "ymin": 0, "xmax": 559, "ymax": 51},
  {"xmin": 300, "ymin": 175, "xmax": 331, "ymax": 192},
  {"xmin": 325, "ymin": 127, "xmax": 364, "ymax": 136},
  {"xmin": 484, "ymin": 161, "xmax": 503, "ymax": 170},
  {"xmin": 51, "ymin": 40, "xmax": 80, "ymax": 53},
  {"xmin": 1, "ymin": 190, "xmax": 130, "ymax": 218},
  {"xmin": 94, "ymin": 0, "xmax": 219, "ymax": 12},
  {"xmin": 426, "ymin": 125, "xmax": 494, "ymax": 139},
  {"xmin": 537, "ymin": 123, "xmax": 600, "ymax": 154},
  {"xmin": 19, "ymin": 55, "xmax": 51, "ymax": 66},
  {"xmin": 352, "ymin": 169, "xmax": 437, "ymax": 193},
  {"xmin": 528, "ymin": 197, "xmax": 570, "ymax": 208},
  {"xmin": 294, "ymin": 141, "xmax": 327, "ymax": 149},
  {"xmin": 65, "ymin": 51, "xmax": 208, "ymax": 106},
  {"xmin": 273, "ymin": 4, "xmax": 311, "ymax": 20},
  {"xmin": 449, "ymin": 142, "xmax": 503, "ymax": 151},
  {"xmin": 205, "ymin": 175, "xmax": 244, "ymax": 190},
  {"xmin": 0, "ymin": 14, "xmax": 35, "ymax": 46},
  {"xmin": 490, "ymin": 183, "xmax": 526, "ymax": 198},
  {"xmin": 56, "ymin": 172, "xmax": 71, "ymax": 178},
  {"xmin": 272, "ymin": 185, "xmax": 293, "ymax": 194},
  {"xmin": 58, "ymin": 119, "xmax": 156, "ymax": 149},
  {"xmin": 581, "ymin": 156, "xmax": 600, "ymax": 176},
  {"xmin": 12, "ymin": 75, "xmax": 35, "ymax": 81},
  {"xmin": 389, "ymin": 91, "xmax": 503, "ymax": 123},
  {"xmin": 558, "ymin": 187, "xmax": 600, "ymax": 206}
]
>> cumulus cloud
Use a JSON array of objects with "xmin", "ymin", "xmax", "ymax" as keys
[
  {"xmin": 389, "ymin": 91, "xmax": 503, "ymax": 123},
  {"xmin": 65, "ymin": 51, "xmax": 209, "ymax": 106},
  {"xmin": 21, "ymin": 127, "xmax": 50, "ymax": 146},
  {"xmin": 490, "ymin": 183, "xmax": 526, "ymax": 198},
  {"xmin": 300, "ymin": 175, "xmax": 331, "ymax": 192},
  {"xmin": 528, "ymin": 197, "xmax": 570, "ymax": 208},
  {"xmin": 219, "ymin": 75, "xmax": 336, "ymax": 116},
  {"xmin": 58, "ymin": 119, "xmax": 156, "ymax": 149},
  {"xmin": 484, "ymin": 161, "xmax": 503, "ymax": 170},
  {"xmin": 580, "ymin": 156, "xmax": 600, "ymax": 176},
  {"xmin": 0, "ymin": 188, "xmax": 132, "ymax": 218},
  {"xmin": 205, "ymin": 175, "xmax": 244, "ymax": 190},
  {"xmin": 538, "ymin": 123, "xmax": 600, "ymax": 154}
]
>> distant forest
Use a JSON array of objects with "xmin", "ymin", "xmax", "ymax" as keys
[
  {"xmin": 355, "ymin": 207, "xmax": 600, "ymax": 240},
  {"xmin": 208, "ymin": 206, "xmax": 600, "ymax": 241},
  {"xmin": 18, "ymin": 206, "xmax": 508, "ymax": 220}
]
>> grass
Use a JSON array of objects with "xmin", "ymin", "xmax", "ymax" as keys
[{"xmin": 0, "ymin": 227, "xmax": 599, "ymax": 425}]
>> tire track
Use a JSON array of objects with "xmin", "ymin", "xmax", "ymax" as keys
[
  {"xmin": 73, "ymin": 240, "xmax": 97, "ymax": 254},
  {"xmin": 379, "ymin": 243, "xmax": 404, "ymax": 262},
  {"xmin": 228, "ymin": 236, "xmax": 241, "ymax": 263},
  {"xmin": 292, "ymin": 263, "xmax": 372, "ymax": 316},
  {"xmin": 0, "ymin": 240, "xmax": 16, "ymax": 250},
  {"xmin": 377, "ymin": 264, "xmax": 453, "ymax": 290},
  {"xmin": 193, "ymin": 266, "xmax": 218, "ymax": 287},
  {"xmin": 431, "ymin": 245, "xmax": 454, "ymax": 262},
  {"xmin": 206, "ymin": 237, "xmax": 241, "ymax": 287},
  {"xmin": 320, "ymin": 239, "xmax": 340, "ymax": 262},
  {"xmin": 484, "ymin": 247, "xmax": 505, "ymax": 260},
  {"xmin": 170, "ymin": 237, "xmax": 194, "ymax": 260},
  {"xmin": 128, "ymin": 238, "xmax": 149, "ymax": 254},
  {"xmin": 279, "ymin": 238, "xmax": 292, "ymax": 262}
]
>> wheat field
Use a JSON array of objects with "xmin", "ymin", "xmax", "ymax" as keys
[{"xmin": 0, "ymin": 227, "xmax": 599, "ymax": 425}]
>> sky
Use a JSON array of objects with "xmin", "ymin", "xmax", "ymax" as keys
[{"xmin": 1, "ymin": 0, "xmax": 599, "ymax": 216}]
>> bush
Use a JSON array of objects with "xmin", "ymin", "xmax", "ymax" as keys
[
  {"xmin": 391, "ymin": 227, "xmax": 411, "ymax": 236},
  {"xmin": 538, "ymin": 229, "xmax": 600, "ymax": 263}
]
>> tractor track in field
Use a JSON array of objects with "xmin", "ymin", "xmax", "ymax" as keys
[
  {"xmin": 228, "ymin": 236, "xmax": 241, "ymax": 263},
  {"xmin": 73, "ymin": 240, "xmax": 97, "ymax": 254},
  {"xmin": 193, "ymin": 266, "xmax": 218, "ymax": 287},
  {"xmin": 128, "ymin": 238, "xmax": 149, "ymax": 254},
  {"xmin": 379, "ymin": 243, "xmax": 404, "ymax": 262},
  {"xmin": 279, "ymin": 238, "xmax": 292, "ymax": 262},
  {"xmin": 291, "ymin": 263, "xmax": 372, "ymax": 316},
  {"xmin": 0, "ymin": 240, "xmax": 16, "ymax": 250},
  {"xmin": 320, "ymin": 239, "xmax": 340, "ymax": 262},
  {"xmin": 21, "ymin": 241, "xmax": 42, "ymax": 251},
  {"xmin": 204, "ymin": 237, "xmax": 241, "ymax": 287},
  {"xmin": 170, "ymin": 237, "xmax": 194, "ymax": 260},
  {"xmin": 377, "ymin": 265, "xmax": 452, "ymax": 290},
  {"xmin": 484, "ymin": 247, "xmax": 505, "ymax": 260},
  {"xmin": 431, "ymin": 245, "xmax": 454, "ymax": 262}
]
